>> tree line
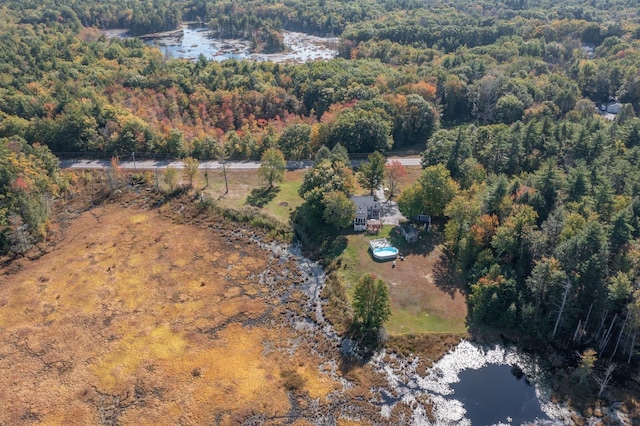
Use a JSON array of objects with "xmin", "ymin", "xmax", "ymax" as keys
[{"xmin": 391, "ymin": 113, "xmax": 640, "ymax": 368}]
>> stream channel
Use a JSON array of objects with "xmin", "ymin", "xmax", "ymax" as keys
[{"xmin": 279, "ymin": 240, "xmax": 571, "ymax": 425}]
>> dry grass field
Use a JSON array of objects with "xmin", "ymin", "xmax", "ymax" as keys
[{"xmin": 0, "ymin": 187, "xmax": 393, "ymax": 425}]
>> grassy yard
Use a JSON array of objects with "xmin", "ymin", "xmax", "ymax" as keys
[
  {"xmin": 187, "ymin": 168, "xmax": 303, "ymax": 224},
  {"xmin": 337, "ymin": 224, "xmax": 468, "ymax": 335},
  {"xmin": 262, "ymin": 170, "xmax": 305, "ymax": 223}
]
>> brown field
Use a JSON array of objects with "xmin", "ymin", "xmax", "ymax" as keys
[{"xmin": 0, "ymin": 189, "xmax": 393, "ymax": 425}]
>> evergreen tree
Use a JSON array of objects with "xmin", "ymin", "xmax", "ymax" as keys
[
  {"xmin": 357, "ymin": 151, "xmax": 386, "ymax": 196},
  {"xmin": 353, "ymin": 274, "xmax": 391, "ymax": 331}
]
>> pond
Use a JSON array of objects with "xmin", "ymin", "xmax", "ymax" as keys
[
  {"xmin": 450, "ymin": 364, "xmax": 549, "ymax": 425},
  {"xmin": 374, "ymin": 340, "xmax": 569, "ymax": 425},
  {"xmin": 119, "ymin": 23, "xmax": 339, "ymax": 63}
]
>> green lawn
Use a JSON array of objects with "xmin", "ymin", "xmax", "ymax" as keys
[
  {"xmin": 386, "ymin": 310, "xmax": 467, "ymax": 334},
  {"xmin": 198, "ymin": 169, "xmax": 304, "ymax": 225},
  {"xmin": 263, "ymin": 170, "xmax": 305, "ymax": 224},
  {"xmin": 337, "ymin": 224, "xmax": 468, "ymax": 335}
]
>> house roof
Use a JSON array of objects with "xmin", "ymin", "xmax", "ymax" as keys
[
  {"xmin": 606, "ymin": 102, "xmax": 623, "ymax": 114},
  {"xmin": 402, "ymin": 225, "xmax": 418, "ymax": 236},
  {"xmin": 351, "ymin": 195, "xmax": 378, "ymax": 210},
  {"xmin": 414, "ymin": 214, "xmax": 431, "ymax": 223}
]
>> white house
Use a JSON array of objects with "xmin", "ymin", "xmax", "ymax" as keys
[{"xmin": 351, "ymin": 196, "xmax": 381, "ymax": 231}]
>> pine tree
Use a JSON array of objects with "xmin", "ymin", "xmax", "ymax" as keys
[
  {"xmin": 353, "ymin": 274, "xmax": 391, "ymax": 331},
  {"xmin": 357, "ymin": 151, "xmax": 386, "ymax": 196}
]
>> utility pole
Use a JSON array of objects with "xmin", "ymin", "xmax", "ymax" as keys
[
  {"xmin": 217, "ymin": 143, "xmax": 229, "ymax": 199},
  {"xmin": 222, "ymin": 160, "xmax": 229, "ymax": 197},
  {"xmin": 132, "ymin": 151, "xmax": 137, "ymax": 171}
]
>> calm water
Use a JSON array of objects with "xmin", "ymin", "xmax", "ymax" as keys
[
  {"xmin": 451, "ymin": 364, "xmax": 549, "ymax": 425},
  {"xmin": 377, "ymin": 341, "xmax": 567, "ymax": 424},
  {"xmin": 373, "ymin": 247, "xmax": 399, "ymax": 256},
  {"xmin": 145, "ymin": 26, "xmax": 249, "ymax": 61}
]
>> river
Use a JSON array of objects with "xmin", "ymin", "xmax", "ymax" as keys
[{"xmin": 106, "ymin": 23, "xmax": 339, "ymax": 63}]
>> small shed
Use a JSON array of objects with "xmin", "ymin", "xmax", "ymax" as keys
[
  {"xmin": 606, "ymin": 102, "xmax": 623, "ymax": 114},
  {"xmin": 414, "ymin": 214, "xmax": 431, "ymax": 231},
  {"xmin": 401, "ymin": 225, "xmax": 418, "ymax": 243}
]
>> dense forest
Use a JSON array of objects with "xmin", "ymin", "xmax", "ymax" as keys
[{"xmin": 1, "ymin": 0, "xmax": 640, "ymax": 394}]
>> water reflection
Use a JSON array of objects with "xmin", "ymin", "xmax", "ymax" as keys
[
  {"xmin": 374, "ymin": 341, "xmax": 570, "ymax": 425},
  {"xmin": 451, "ymin": 364, "xmax": 548, "ymax": 425}
]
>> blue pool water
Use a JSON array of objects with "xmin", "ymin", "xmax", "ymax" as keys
[{"xmin": 373, "ymin": 247, "xmax": 399, "ymax": 259}]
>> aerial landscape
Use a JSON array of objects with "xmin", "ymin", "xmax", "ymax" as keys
[{"xmin": 1, "ymin": 0, "xmax": 640, "ymax": 424}]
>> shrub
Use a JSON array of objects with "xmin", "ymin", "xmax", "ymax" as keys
[{"xmin": 280, "ymin": 369, "xmax": 306, "ymax": 391}]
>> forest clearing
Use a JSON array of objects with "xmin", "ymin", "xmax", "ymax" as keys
[{"xmin": 339, "ymin": 224, "xmax": 468, "ymax": 336}]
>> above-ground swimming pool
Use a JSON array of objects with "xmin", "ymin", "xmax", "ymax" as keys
[{"xmin": 372, "ymin": 246, "xmax": 399, "ymax": 260}]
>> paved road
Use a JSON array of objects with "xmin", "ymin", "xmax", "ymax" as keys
[
  {"xmin": 60, "ymin": 156, "xmax": 422, "ymax": 170},
  {"xmin": 60, "ymin": 156, "xmax": 414, "ymax": 225},
  {"xmin": 59, "ymin": 159, "xmax": 263, "ymax": 170}
]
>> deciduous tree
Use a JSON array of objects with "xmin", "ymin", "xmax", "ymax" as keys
[
  {"xmin": 298, "ymin": 158, "xmax": 354, "ymax": 214},
  {"xmin": 322, "ymin": 191, "xmax": 355, "ymax": 229},
  {"xmin": 328, "ymin": 108, "xmax": 392, "ymax": 153},
  {"xmin": 278, "ymin": 123, "xmax": 311, "ymax": 160},
  {"xmin": 258, "ymin": 147, "xmax": 286, "ymax": 188},
  {"xmin": 384, "ymin": 160, "xmax": 406, "ymax": 201},
  {"xmin": 398, "ymin": 164, "xmax": 459, "ymax": 219},
  {"xmin": 0, "ymin": 137, "xmax": 61, "ymax": 254},
  {"xmin": 392, "ymin": 93, "xmax": 439, "ymax": 148},
  {"xmin": 183, "ymin": 157, "xmax": 200, "ymax": 187},
  {"xmin": 164, "ymin": 166, "xmax": 178, "ymax": 192}
]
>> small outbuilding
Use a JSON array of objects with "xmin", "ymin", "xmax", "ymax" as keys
[
  {"xmin": 401, "ymin": 224, "xmax": 418, "ymax": 243},
  {"xmin": 605, "ymin": 102, "xmax": 623, "ymax": 114},
  {"xmin": 413, "ymin": 214, "xmax": 431, "ymax": 231}
]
